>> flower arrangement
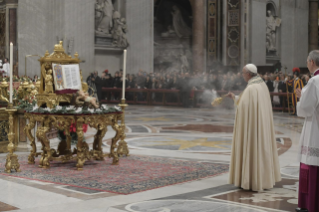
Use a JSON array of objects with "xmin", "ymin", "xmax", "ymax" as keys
[
  {"xmin": 58, "ymin": 122, "xmax": 88, "ymax": 144},
  {"xmin": 13, "ymin": 75, "xmax": 21, "ymax": 82},
  {"xmin": 0, "ymin": 75, "xmax": 8, "ymax": 82},
  {"xmin": 0, "ymin": 74, "xmax": 22, "ymax": 82},
  {"xmin": 16, "ymin": 95, "xmax": 37, "ymax": 110}
]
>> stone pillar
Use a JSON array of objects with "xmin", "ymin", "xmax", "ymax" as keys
[
  {"xmin": 309, "ymin": 0, "xmax": 318, "ymax": 52},
  {"xmin": 5, "ymin": 1, "xmax": 18, "ymax": 66},
  {"xmin": 191, "ymin": 0, "xmax": 205, "ymax": 73},
  {"xmin": 126, "ymin": 0, "xmax": 154, "ymax": 74}
]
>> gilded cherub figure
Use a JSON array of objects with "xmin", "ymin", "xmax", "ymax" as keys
[
  {"xmin": 45, "ymin": 69, "xmax": 54, "ymax": 93},
  {"xmin": 30, "ymin": 85, "xmax": 38, "ymax": 97}
]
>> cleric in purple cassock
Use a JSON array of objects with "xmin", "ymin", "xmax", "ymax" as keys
[{"xmin": 295, "ymin": 50, "xmax": 319, "ymax": 212}]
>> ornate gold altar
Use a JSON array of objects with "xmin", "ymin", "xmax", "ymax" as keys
[
  {"xmin": 23, "ymin": 42, "xmax": 129, "ymax": 170},
  {"xmin": 24, "ymin": 111, "xmax": 128, "ymax": 170}
]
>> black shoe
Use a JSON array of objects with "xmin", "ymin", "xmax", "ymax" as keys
[{"xmin": 295, "ymin": 208, "xmax": 308, "ymax": 212}]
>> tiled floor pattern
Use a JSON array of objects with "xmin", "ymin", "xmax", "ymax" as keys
[
  {"xmin": 0, "ymin": 106, "xmax": 304, "ymax": 212},
  {"xmin": 0, "ymin": 201, "xmax": 18, "ymax": 211}
]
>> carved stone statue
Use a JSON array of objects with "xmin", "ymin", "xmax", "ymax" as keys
[
  {"xmin": 112, "ymin": 15, "xmax": 129, "ymax": 48},
  {"xmin": 266, "ymin": 10, "xmax": 281, "ymax": 53},
  {"xmin": 96, "ymin": 0, "xmax": 114, "ymax": 35},
  {"xmin": 161, "ymin": 5, "xmax": 192, "ymax": 38}
]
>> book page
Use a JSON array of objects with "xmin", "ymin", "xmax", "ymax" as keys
[
  {"xmin": 63, "ymin": 66, "xmax": 73, "ymax": 88},
  {"xmin": 52, "ymin": 63, "xmax": 82, "ymax": 91},
  {"xmin": 62, "ymin": 64, "xmax": 82, "ymax": 90},
  {"xmin": 70, "ymin": 65, "xmax": 79, "ymax": 88}
]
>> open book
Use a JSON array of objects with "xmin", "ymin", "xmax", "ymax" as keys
[{"xmin": 52, "ymin": 64, "xmax": 82, "ymax": 93}]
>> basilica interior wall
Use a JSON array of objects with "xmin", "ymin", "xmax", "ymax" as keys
[
  {"xmin": 248, "ymin": 0, "xmax": 309, "ymax": 73},
  {"xmin": 18, "ymin": 0, "xmax": 153, "ymax": 78},
  {"xmin": 64, "ymin": 0, "xmax": 95, "ymax": 79},
  {"xmin": 94, "ymin": 49, "xmax": 123, "ymax": 74},
  {"xmin": 250, "ymin": 1, "xmax": 267, "ymax": 66},
  {"xmin": 280, "ymin": 2, "xmax": 294, "ymax": 71},
  {"xmin": 18, "ymin": 0, "xmax": 47, "ymax": 77},
  {"xmin": 126, "ymin": 0, "xmax": 154, "ymax": 74},
  {"xmin": 93, "ymin": 0, "xmax": 153, "ymax": 75},
  {"xmin": 18, "ymin": 0, "xmax": 95, "ymax": 79},
  {"xmin": 291, "ymin": 1, "xmax": 309, "ymax": 70}
]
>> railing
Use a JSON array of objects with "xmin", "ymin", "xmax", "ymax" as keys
[{"xmin": 101, "ymin": 87, "xmax": 293, "ymax": 112}]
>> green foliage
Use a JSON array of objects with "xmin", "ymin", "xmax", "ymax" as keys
[
  {"xmin": 57, "ymin": 130, "xmax": 86, "ymax": 145},
  {"xmin": 27, "ymin": 105, "xmax": 121, "ymax": 114},
  {"xmin": 16, "ymin": 95, "xmax": 36, "ymax": 110}
]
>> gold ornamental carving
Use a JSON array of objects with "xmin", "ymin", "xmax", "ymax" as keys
[
  {"xmin": 4, "ymin": 109, "xmax": 20, "ymax": 173},
  {"xmin": 24, "ymin": 112, "xmax": 126, "ymax": 170},
  {"xmin": 37, "ymin": 41, "xmax": 88, "ymax": 108},
  {"xmin": 22, "ymin": 41, "xmax": 129, "ymax": 171}
]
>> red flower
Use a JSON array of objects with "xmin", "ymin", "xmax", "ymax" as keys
[
  {"xmin": 69, "ymin": 123, "xmax": 88, "ymax": 133},
  {"xmin": 69, "ymin": 123, "xmax": 76, "ymax": 133},
  {"xmin": 82, "ymin": 124, "xmax": 88, "ymax": 133}
]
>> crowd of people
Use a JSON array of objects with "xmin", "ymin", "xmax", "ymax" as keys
[
  {"xmin": 86, "ymin": 68, "xmax": 311, "ymax": 108},
  {"xmin": 86, "ymin": 69, "xmax": 248, "ymax": 107},
  {"xmin": 259, "ymin": 70, "xmax": 310, "ymax": 108}
]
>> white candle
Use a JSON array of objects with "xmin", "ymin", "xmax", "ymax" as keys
[
  {"xmin": 122, "ymin": 49, "xmax": 127, "ymax": 100},
  {"xmin": 9, "ymin": 42, "xmax": 13, "ymax": 103}
]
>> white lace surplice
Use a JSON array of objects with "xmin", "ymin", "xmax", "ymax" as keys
[{"xmin": 297, "ymin": 75, "xmax": 319, "ymax": 166}]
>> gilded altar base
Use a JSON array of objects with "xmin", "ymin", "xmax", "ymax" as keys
[{"xmin": 24, "ymin": 111, "xmax": 126, "ymax": 170}]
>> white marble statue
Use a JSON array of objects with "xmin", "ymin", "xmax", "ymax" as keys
[
  {"xmin": 161, "ymin": 5, "xmax": 192, "ymax": 38},
  {"xmin": 180, "ymin": 52, "xmax": 189, "ymax": 72},
  {"xmin": 266, "ymin": 10, "xmax": 281, "ymax": 52},
  {"xmin": 171, "ymin": 5, "xmax": 192, "ymax": 38},
  {"xmin": 96, "ymin": 0, "xmax": 114, "ymax": 35}
]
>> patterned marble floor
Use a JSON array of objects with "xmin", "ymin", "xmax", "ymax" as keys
[{"xmin": 0, "ymin": 105, "xmax": 303, "ymax": 212}]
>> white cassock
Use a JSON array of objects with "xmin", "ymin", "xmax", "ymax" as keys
[
  {"xmin": 229, "ymin": 76, "xmax": 281, "ymax": 191},
  {"xmin": 297, "ymin": 72, "xmax": 319, "ymax": 166},
  {"xmin": 2, "ymin": 62, "xmax": 10, "ymax": 77}
]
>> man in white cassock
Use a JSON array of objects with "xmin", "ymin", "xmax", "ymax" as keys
[
  {"xmin": 2, "ymin": 58, "xmax": 10, "ymax": 77},
  {"xmin": 227, "ymin": 64, "xmax": 281, "ymax": 191}
]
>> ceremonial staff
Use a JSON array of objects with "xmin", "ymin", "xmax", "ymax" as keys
[{"xmin": 284, "ymin": 66, "xmax": 291, "ymax": 114}]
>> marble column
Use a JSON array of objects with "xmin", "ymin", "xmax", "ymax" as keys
[
  {"xmin": 191, "ymin": 0, "xmax": 205, "ymax": 73},
  {"xmin": 309, "ymin": 0, "xmax": 318, "ymax": 52}
]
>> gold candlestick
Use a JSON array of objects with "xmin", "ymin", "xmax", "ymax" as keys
[
  {"xmin": 117, "ymin": 99, "xmax": 129, "ymax": 157},
  {"xmin": 4, "ymin": 108, "xmax": 20, "ymax": 173}
]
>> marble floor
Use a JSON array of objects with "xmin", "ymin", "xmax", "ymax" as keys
[{"xmin": 0, "ymin": 105, "xmax": 304, "ymax": 212}]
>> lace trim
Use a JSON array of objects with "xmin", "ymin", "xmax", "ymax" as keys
[{"xmin": 301, "ymin": 146, "xmax": 319, "ymax": 158}]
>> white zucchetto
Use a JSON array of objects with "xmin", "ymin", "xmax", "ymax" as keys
[{"xmin": 245, "ymin": 64, "xmax": 258, "ymax": 74}]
